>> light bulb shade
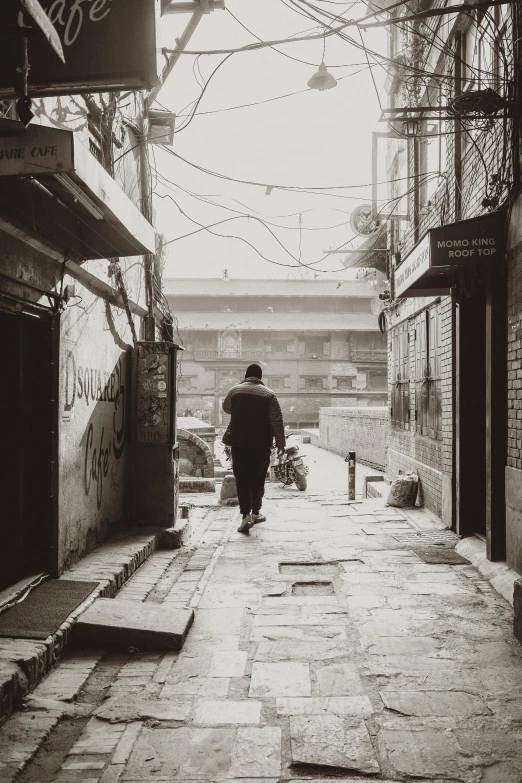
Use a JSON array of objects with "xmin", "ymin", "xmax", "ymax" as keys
[
  {"xmin": 307, "ymin": 61, "xmax": 337, "ymax": 91},
  {"xmin": 402, "ymin": 118, "xmax": 421, "ymax": 137}
]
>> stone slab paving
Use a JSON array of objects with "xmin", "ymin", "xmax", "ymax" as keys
[{"xmin": 5, "ymin": 474, "xmax": 522, "ymax": 783}]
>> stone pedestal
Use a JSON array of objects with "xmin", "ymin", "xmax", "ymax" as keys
[{"xmin": 220, "ymin": 473, "xmax": 238, "ymax": 506}]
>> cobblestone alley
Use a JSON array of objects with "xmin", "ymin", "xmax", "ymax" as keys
[{"xmin": 3, "ymin": 444, "xmax": 522, "ymax": 783}]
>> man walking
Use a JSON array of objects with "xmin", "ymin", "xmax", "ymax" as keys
[{"xmin": 222, "ymin": 364, "xmax": 285, "ymax": 533}]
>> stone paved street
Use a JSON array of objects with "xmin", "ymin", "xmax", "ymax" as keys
[{"xmin": 4, "ymin": 444, "xmax": 522, "ymax": 783}]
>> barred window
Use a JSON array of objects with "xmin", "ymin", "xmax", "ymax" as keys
[
  {"xmin": 391, "ymin": 322, "xmax": 410, "ymax": 429},
  {"xmin": 414, "ymin": 307, "xmax": 442, "ymax": 440}
]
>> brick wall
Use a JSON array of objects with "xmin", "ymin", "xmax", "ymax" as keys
[
  {"xmin": 506, "ymin": 196, "xmax": 522, "ymax": 572},
  {"xmin": 318, "ymin": 407, "xmax": 388, "ymax": 470},
  {"xmin": 386, "ymin": 296, "xmax": 453, "ymax": 522},
  {"xmin": 507, "ymin": 237, "xmax": 522, "ymax": 471}
]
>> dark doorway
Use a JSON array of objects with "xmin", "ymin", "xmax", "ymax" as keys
[
  {"xmin": 457, "ymin": 286, "xmax": 487, "ymax": 537},
  {"xmin": 0, "ymin": 308, "xmax": 55, "ymax": 590}
]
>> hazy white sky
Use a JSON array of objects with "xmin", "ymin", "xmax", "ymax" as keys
[{"xmin": 153, "ymin": 1, "xmax": 387, "ymax": 280}]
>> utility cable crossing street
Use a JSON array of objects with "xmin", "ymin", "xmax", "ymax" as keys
[{"xmin": 4, "ymin": 447, "xmax": 522, "ymax": 783}]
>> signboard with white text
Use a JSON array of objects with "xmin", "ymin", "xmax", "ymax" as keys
[
  {"xmin": 0, "ymin": 125, "xmax": 72, "ymax": 175},
  {"xmin": 0, "ymin": 0, "xmax": 160, "ymax": 98},
  {"xmin": 395, "ymin": 234, "xmax": 431, "ymax": 297},
  {"xmin": 394, "ymin": 211, "xmax": 505, "ymax": 298},
  {"xmin": 430, "ymin": 211, "xmax": 504, "ymax": 267}
]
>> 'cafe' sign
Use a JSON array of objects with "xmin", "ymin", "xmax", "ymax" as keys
[
  {"xmin": 394, "ymin": 211, "xmax": 505, "ymax": 298},
  {"xmin": 0, "ymin": 0, "xmax": 161, "ymax": 98}
]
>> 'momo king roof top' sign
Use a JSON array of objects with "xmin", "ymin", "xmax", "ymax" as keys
[{"xmin": 394, "ymin": 211, "xmax": 505, "ymax": 298}]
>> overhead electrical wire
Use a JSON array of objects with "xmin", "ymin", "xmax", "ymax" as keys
[
  {"xmin": 227, "ymin": 7, "xmax": 343, "ymax": 68},
  {"xmin": 155, "ymin": 173, "xmax": 441, "ymax": 272},
  {"xmin": 155, "ymin": 171, "xmax": 363, "ymax": 231},
  {"xmin": 153, "ymin": 1, "xmax": 513, "ymax": 280},
  {"xmin": 174, "ymin": 52, "xmax": 235, "ymax": 134},
  {"xmin": 160, "ymin": 145, "xmax": 444, "ymax": 195},
  {"xmin": 157, "ymin": 1, "xmax": 510, "ymax": 136},
  {"xmin": 161, "ymin": 1, "xmax": 509, "ymax": 56},
  {"xmin": 173, "ymin": 64, "xmax": 377, "ymax": 118}
]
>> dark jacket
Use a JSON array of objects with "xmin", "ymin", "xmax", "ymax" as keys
[{"xmin": 222, "ymin": 377, "xmax": 285, "ymax": 450}]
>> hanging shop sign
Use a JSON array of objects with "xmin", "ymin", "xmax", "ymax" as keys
[
  {"xmin": 394, "ymin": 211, "xmax": 505, "ymax": 297},
  {"xmin": 394, "ymin": 233, "xmax": 431, "ymax": 297},
  {"xmin": 0, "ymin": 124, "xmax": 72, "ymax": 175},
  {"xmin": 0, "ymin": 0, "xmax": 160, "ymax": 98}
]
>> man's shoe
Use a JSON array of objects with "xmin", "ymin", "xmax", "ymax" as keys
[
  {"xmin": 238, "ymin": 514, "xmax": 252, "ymax": 534},
  {"xmin": 251, "ymin": 513, "xmax": 266, "ymax": 524}
]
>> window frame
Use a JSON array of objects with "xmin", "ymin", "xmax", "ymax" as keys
[
  {"xmin": 303, "ymin": 376, "xmax": 323, "ymax": 391},
  {"xmin": 305, "ymin": 338, "xmax": 324, "ymax": 357},
  {"xmin": 265, "ymin": 375, "xmax": 285, "ymax": 391},
  {"xmin": 335, "ymin": 376, "xmax": 353, "ymax": 391},
  {"xmin": 270, "ymin": 339, "xmax": 288, "ymax": 354},
  {"xmin": 390, "ymin": 322, "xmax": 410, "ymax": 430},
  {"xmin": 414, "ymin": 306, "xmax": 442, "ymax": 440}
]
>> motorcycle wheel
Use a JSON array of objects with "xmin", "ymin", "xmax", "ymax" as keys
[{"xmin": 294, "ymin": 470, "xmax": 307, "ymax": 491}]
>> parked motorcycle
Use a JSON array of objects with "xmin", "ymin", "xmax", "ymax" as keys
[{"xmin": 273, "ymin": 444, "xmax": 309, "ymax": 491}]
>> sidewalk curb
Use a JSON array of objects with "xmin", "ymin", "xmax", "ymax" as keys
[{"xmin": 456, "ymin": 536, "xmax": 518, "ymax": 607}]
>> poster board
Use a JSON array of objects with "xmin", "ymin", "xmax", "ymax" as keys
[{"xmin": 135, "ymin": 342, "xmax": 175, "ymax": 446}]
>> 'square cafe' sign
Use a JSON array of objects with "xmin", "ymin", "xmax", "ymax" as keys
[{"xmin": 0, "ymin": 0, "xmax": 161, "ymax": 97}]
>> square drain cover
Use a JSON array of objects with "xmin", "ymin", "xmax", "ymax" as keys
[
  {"xmin": 411, "ymin": 547, "xmax": 470, "ymax": 565},
  {"xmin": 279, "ymin": 562, "xmax": 339, "ymax": 577},
  {"xmin": 292, "ymin": 581, "xmax": 334, "ymax": 596},
  {"xmin": 392, "ymin": 530, "xmax": 460, "ymax": 547}
]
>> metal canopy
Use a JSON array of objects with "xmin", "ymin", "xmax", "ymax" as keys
[
  {"xmin": 394, "ymin": 211, "xmax": 505, "ymax": 298},
  {"xmin": 0, "ymin": 123, "xmax": 155, "ymax": 259}
]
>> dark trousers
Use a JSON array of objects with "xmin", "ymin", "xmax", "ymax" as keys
[{"xmin": 231, "ymin": 447, "xmax": 271, "ymax": 517}]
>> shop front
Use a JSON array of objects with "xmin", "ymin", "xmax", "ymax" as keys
[
  {"xmin": 392, "ymin": 210, "xmax": 507, "ymax": 560},
  {"xmin": 0, "ymin": 121, "xmax": 157, "ymax": 590}
]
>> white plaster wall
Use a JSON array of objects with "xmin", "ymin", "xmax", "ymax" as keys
[{"xmin": 58, "ymin": 259, "xmax": 145, "ymax": 572}]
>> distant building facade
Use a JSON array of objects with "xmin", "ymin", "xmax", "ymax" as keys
[{"xmin": 164, "ymin": 279, "xmax": 387, "ymax": 428}]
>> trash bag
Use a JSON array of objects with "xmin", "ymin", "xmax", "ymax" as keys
[{"xmin": 386, "ymin": 470, "xmax": 419, "ymax": 508}]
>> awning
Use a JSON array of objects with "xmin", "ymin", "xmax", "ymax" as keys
[
  {"xmin": 342, "ymin": 222, "xmax": 387, "ymax": 272},
  {"xmin": 0, "ymin": 122, "xmax": 155, "ymax": 259},
  {"xmin": 394, "ymin": 211, "xmax": 505, "ymax": 298}
]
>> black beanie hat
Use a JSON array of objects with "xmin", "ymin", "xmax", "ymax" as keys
[{"xmin": 245, "ymin": 363, "xmax": 262, "ymax": 379}]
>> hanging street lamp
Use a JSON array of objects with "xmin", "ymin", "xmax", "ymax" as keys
[{"xmin": 307, "ymin": 61, "xmax": 337, "ymax": 91}]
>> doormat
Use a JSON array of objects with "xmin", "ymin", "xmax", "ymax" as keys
[
  {"xmin": 0, "ymin": 580, "xmax": 99, "ymax": 640},
  {"xmin": 391, "ymin": 530, "xmax": 460, "ymax": 547},
  {"xmin": 411, "ymin": 547, "xmax": 470, "ymax": 565}
]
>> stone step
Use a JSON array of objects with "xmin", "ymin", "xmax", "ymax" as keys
[
  {"xmin": 180, "ymin": 477, "xmax": 216, "ymax": 493},
  {"xmin": 0, "ymin": 529, "xmax": 161, "ymax": 727},
  {"xmin": 74, "ymin": 599, "xmax": 194, "ymax": 650}
]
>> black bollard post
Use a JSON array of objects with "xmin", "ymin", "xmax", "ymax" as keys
[{"xmin": 345, "ymin": 452, "xmax": 356, "ymax": 500}]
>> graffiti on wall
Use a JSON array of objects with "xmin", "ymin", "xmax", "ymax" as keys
[{"xmin": 64, "ymin": 352, "xmax": 126, "ymax": 509}]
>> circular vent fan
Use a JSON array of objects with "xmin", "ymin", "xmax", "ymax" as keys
[
  {"xmin": 450, "ymin": 89, "xmax": 507, "ymax": 117},
  {"xmin": 350, "ymin": 204, "xmax": 380, "ymax": 236}
]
